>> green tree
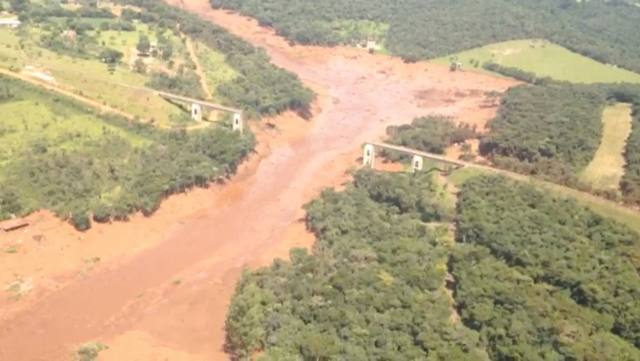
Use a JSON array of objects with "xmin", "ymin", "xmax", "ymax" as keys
[
  {"xmin": 133, "ymin": 58, "xmax": 147, "ymax": 74},
  {"xmin": 136, "ymin": 34, "xmax": 151, "ymax": 54}
]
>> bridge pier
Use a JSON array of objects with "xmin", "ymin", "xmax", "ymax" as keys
[
  {"xmin": 411, "ymin": 155, "xmax": 424, "ymax": 173},
  {"xmin": 233, "ymin": 112, "xmax": 243, "ymax": 133},
  {"xmin": 191, "ymin": 103, "xmax": 202, "ymax": 122},
  {"xmin": 363, "ymin": 144, "xmax": 376, "ymax": 168}
]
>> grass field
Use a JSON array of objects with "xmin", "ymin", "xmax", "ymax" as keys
[
  {"xmin": 580, "ymin": 103, "xmax": 633, "ymax": 189},
  {"xmin": 0, "ymin": 26, "xmax": 193, "ymax": 126},
  {"xmin": 193, "ymin": 41, "xmax": 237, "ymax": 102},
  {"xmin": 431, "ymin": 39, "xmax": 640, "ymax": 83},
  {"xmin": 0, "ymin": 98, "xmax": 150, "ymax": 168}
]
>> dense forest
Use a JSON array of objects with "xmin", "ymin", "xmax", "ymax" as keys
[
  {"xmin": 209, "ymin": 0, "xmax": 640, "ymax": 73},
  {"xmin": 226, "ymin": 169, "xmax": 640, "ymax": 360},
  {"xmin": 13, "ymin": 0, "xmax": 314, "ymax": 118},
  {"xmin": 0, "ymin": 76, "xmax": 255, "ymax": 230},
  {"xmin": 455, "ymin": 175, "xmax": 640, "ymax": 358},
  {"xmin": 225, "ymin": 169, "xmax": 484, "ymax": 361},
  {"xmin": 480, "ymin": 85, "xmax": 605, "ymax": 185}
]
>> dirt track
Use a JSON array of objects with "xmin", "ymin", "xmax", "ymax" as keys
[{"xmin": 0, "ymin": 2, "xmax": 516, "ymax": 360}]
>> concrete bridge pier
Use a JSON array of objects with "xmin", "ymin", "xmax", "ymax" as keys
[
  {"xmin": 363, "ymin": 144, "xmax": 376, "ymax": 168},
  {"xmin": 411, "ymin": 155, "xmax": 424, "ymax": 173},
  {"xmin": 232, "ymin": 112, "xmax": 243, "ymax": 133},
  {"xmin": 191, "ymin": 103, "xmax": 203, "ymax": 122}
]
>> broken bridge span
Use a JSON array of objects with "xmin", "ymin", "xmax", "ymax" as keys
[{"xmin": 362, "ymin": 142, "xmax": 466, "ymax": 172}]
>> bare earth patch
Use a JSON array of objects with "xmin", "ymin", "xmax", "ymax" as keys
[{"xmin": 581, "ymin": 103, "xmax": 633, "ymax": 190}]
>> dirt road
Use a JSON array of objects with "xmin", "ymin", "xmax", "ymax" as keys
[
  {"xmin": 0, "ymin": 3, "xmax": 516, "ymax": 361},
  {"xmin": 183, "ymin": 34, "xmax": 215, "ymax": 100}
]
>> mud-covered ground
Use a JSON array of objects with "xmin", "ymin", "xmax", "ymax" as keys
[{"xmin": 0, "ymin": 2, "xmax": 516, "ymax": 360}]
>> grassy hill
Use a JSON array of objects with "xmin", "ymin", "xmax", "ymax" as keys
[
  {"xmin": 0, "ymin": 75, "xmax": 255, "ymax": 230},
  {"xmin": 431, "ymin": 39, "xmax": 640, "ymax": 84}
]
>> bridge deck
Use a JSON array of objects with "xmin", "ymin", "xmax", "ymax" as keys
[
  {"xmin": 367, "ymin": 142, "xmax": 466, "ymax": 167},
  {"xmin": 157, "ymin": 91, "xmax": 242, "ymax": 113}
]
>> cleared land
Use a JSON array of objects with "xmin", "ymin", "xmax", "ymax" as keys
[
  {"xmin": 581, "ymin": 103, "xmax": 633, "ymax": 189},
  {"xmin": 432, "ymin": 39, "xmax": 640, "ymax": 83}
]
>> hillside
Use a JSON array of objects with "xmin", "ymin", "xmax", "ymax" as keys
[
  {"xmin": 209, "ymin": 0, "xmax": 640, "ymax": 74},
  {"xmin": 0, "ymin": 75, "xmax": 255, "ymax": 230},
  {"xmin": 2, "ymin": 0, "xmax": 313, "ymax": 123},
  {"xmin": 0, "ymin": 0, "xmax": 316, "ymax": 229}
]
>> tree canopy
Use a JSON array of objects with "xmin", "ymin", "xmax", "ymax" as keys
[
  {"xmin": 226, "ymin": 169, "xmax": 640, "ymax": 361},
  {"xmin": 455, "ymin": 175, "xmax": 640, "ymax": 356},
  {"xmin": 226, "ymin": 169, "xmax": 482, "ymax": 361}
]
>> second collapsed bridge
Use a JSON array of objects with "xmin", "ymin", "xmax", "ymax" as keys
[{"xmin": 363, "ymin": 142, "xmax": 467, "ymax": 173}]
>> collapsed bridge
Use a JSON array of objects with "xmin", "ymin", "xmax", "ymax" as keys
[{"xmin": 362, "ymin": 142, "xmax": 466, "ymax": 172}]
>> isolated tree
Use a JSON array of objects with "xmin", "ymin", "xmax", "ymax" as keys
[
  {"xmin": 136, "ymin": 34, "xmax": 151, "ymax": 55},
  {"xmin": 134, "ymin": 58, "xmax": 147, "ymax": 74},
  {"xmin": 99, "ymin": 48, "xmax": 123, "ymax": 64},
  {"xmin": 161, "ymin": 44, "xmax": 173, "ymax": 60},
  {"xmin": 9, "ymin": 0, "xmax": 29, "ymax": 12}
]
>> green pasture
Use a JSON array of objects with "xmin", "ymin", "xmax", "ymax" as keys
[
  {"xmin": 432, "ymin": 39, "xmax": 640, "ymax": 83},
  {"xmin": 0, "ymin": 98, "xmax": 150, "ymax": 168},
  {"xmin": 0, "ymin": 25, "xmax": 192, "ymax": 126},
  {"xmin": 580, "ymin": 103, "xmax": 633, "ymax": 190}
]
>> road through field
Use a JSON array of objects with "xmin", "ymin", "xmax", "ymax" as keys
[{"xmin": 0, "ymin": 3, "xmax": 515, "ymax": 361}]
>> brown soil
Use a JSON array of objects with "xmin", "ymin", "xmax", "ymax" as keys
[{"xmin": 0, "ymin": 2, "xmax": 518, "ymax": 361}]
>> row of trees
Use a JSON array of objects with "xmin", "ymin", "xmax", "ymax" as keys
[
  {"xmin": 621, "ymin": 104, "xmax": 640, "ymax": 206},
  {"xmin": 455, "ymin": 175, "xmax": 640, "ymax": 356},
  {"xmin": 482, "ymin": 62, "xmax": 557, "ymax": 86},
  {"xmin": 0, "ymin": 77, "xmax": 255, "ymax": 230},
  {"xmin": 226, "ymin": 170, "xmax": 483, "ymax": 361},
  {"xmin": 209, "ymin": 0, "xmax": 640, "ymax": 73},
  {"xmin": 113, "ymin": 0, "xmax": 315, "ymax": 118}
]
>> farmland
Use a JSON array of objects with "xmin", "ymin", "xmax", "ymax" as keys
[
  {"xmin": 431, "ymin": 39, "xmax": 640, "ymax": 84},
  {"xmin": 581, "ymin": 103, "xmax": 633, "ymax": 190}
]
